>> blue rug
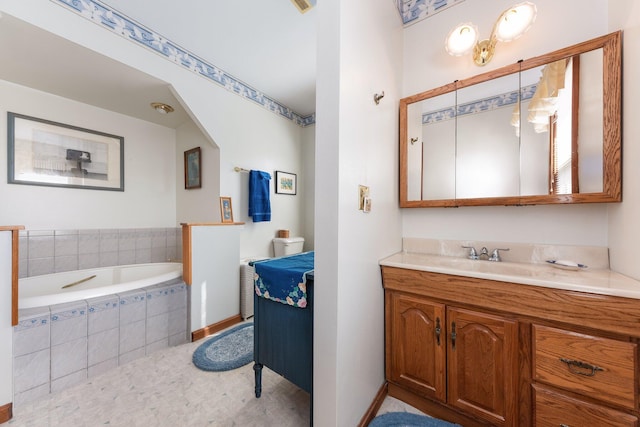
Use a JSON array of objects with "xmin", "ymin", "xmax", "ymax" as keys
[
  {"xmin": 369, "ymin": 412, "xmax": 461, "ymax": 427},
  {"xmin": 192, "ymin": 323, "xmax": 253, "ymax": 371}
]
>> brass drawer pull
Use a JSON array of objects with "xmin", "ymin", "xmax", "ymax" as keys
[{"xmin": 559, "ymin": 358, "xmax": 604, "ymax": 377}]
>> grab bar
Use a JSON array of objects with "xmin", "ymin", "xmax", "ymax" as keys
[{"xmin": 61, "ymin": 274, "xmax": 97, "ymax": 289}]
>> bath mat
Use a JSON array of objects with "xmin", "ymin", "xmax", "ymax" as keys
[
  {"xmin": 192, "ymin": 323, "xmax": 253, "ymax": 371},
  {"xmin": 369, "ymin": 412, "xmax": 461, "ymax": 427}
]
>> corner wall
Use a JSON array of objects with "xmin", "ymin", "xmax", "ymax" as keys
[
  {"xmin": 175, "ymin": 121, "xmax": 221, "ymax": 224},
  {"xmin": 0, "ymin": 232, "xmax": 13, "ymax": 415},
  {"xmin": 0, "ymin": 80, "xmax": 177, "ymax": 229},
  {"xmin": 607, "ymin": 0, "xmax": 640, "ymax": 280},
  {"xmin": 315, "ymin": 0, "xmax": 403, "ymax": 425},
  {"xmin": 301, "ymin": 124, "xmax": 316, "ymax": 251}
]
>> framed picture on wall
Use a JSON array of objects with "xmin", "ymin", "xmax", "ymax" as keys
[
  {"xmin": 275, "ymin": 170, "xmax": 297, "ymax": 195},
  {"xmin": 7, "ymin": 112, "xmax": 124, "ymax": 191},
  {"xmin": 219, "ymin": 196, "xmax": 234, "ymax": 223},
  {"xmin": 184, "ymin": 147, "xmax": 201, "ymax": 189}
]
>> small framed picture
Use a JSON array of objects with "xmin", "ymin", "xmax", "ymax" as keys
[
  {"xmin": 184, "ymin": 147, "xmax": 201, "ymax": 189},
  {"xmin": 275, "ymin": 170, "xmax": 297, "ymax": 195},
  {"xmin": 219, "ymin": 196, "xmax": 234, "ymax": 223}
]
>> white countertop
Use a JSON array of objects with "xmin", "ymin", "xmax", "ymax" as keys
[{"xmin": 380, "ymin": 252, "xmax": 640, "ymax": 300}]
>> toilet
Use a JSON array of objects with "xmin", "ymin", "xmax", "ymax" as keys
[{"xmin": 272, "ymin": 237, "xmax": 305, "ymax": 257}]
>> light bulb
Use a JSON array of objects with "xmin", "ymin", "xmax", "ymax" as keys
[
  {"xmin": 446, "ymin": 23, "xmax": 479, "ymax": 56},
  {"xmin": 494, "ymin": 2, "xmax": 537, "ymax": 42}
]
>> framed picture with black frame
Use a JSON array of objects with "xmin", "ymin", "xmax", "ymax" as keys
[
  {"xmin": 7, "ymin": 112, "xmax": 124, "ymax": 191},
  {"xmin": 275, "ymin": 170, "xmax": 296, "ymax": 195}
]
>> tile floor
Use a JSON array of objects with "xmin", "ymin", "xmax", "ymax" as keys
[{"xmin": 6, "ymin": 324, "xmax": 424, "ymax": 426}]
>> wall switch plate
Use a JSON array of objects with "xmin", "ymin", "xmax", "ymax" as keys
[
  {"xmin": 358, "ymin": 185, "xmax": 369, "ymax": 210},
  {"xmin": 363, "ymin": 197, "xmax": 371, "ymax": 213}
]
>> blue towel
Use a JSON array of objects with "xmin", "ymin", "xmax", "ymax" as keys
[{"xmin": 248, "ymin": 170, "xmax": 271, "ymax": 222}]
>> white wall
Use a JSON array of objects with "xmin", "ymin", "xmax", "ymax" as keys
[
  {"xmin": 0, "ymin": 232, "xmax": 12, "ymax": 409},
  {"xmin": 166, "ymin": 61, "xmax": 308, "ymax": 261},
  {"xmin": 315, "ymin": 0, "xmax": 403, "ymax": 425},
  {"xmin": 188, "ymin": 90, "xmax": 306, "ymax": 259},
  {"xmin": 301, "ymin": 125, "xmax": 316, "ymax": 251},
  {"xmin": 189, "ymin": 225, "xmax": 242, "ymax": 332},
  {"xmin": 176, "ymin": 121, "xmax": 221, "ymax": 224},
  {"xmin": 608, "ymin": 1, "xmax": 640, "ymax": 279},
  {"xmin": 0, "ymin": 80, "xmax": 177, "ymax": 229},
  {"xmin": 174, "ymin": 90, "xmax": 307, "ymax": 260},
  {"xmin": 402, "ymin": 0, "xmax": 612, "ymax": 248}
]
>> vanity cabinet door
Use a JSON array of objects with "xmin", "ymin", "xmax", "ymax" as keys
[
  {"xmin": 388, "ymin": 292, "xmax": 446, "ymax": 402},
  {"xmin": 447, "ymin": 307, "xmax": 518, "ymax": 427}
]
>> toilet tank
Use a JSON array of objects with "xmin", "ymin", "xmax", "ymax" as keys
[{"xmin": 273, "ymin": 237, "xmax": 305, "ymax": 257}]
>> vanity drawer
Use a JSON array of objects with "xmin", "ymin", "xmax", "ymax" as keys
[
  {"xmin": 534, "ymin": 384, "xmax": 638, "ymax": 427},
  {"xmin": 533, "ymin": 324, "xmax": 637, "ymax": 410}
]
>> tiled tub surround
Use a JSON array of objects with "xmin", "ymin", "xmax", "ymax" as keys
[
  {"xmin": 18, "ymin": 227, "xmax": 183, "ymax": 279},
  {"xmin": 13, "ymin": 278, "xmax": 188, "ymax": 406}
]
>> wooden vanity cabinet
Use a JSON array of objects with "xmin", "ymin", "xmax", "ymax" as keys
[
  {"xmin": 533, "ymin": 384, "xmax": 638, "ymax": 427},
  {"xmin": 388, "ymin": 293, "xmax": 446, "ymax": 401},
  {"xmin": 387, "ymin": 289, "xmax": 518, "ymax": 426},
  {"xmin": 447, "ymin": 307, "xmax": 518, "ymax": 425},
  {"xmin": 382, "ymin": 265, "xmax": 640, "ymax": 427}
]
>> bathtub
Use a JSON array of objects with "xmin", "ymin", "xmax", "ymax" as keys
[
  {"xmin": 19, "ymin": 262, "xmax": 183, "ymax": 309},
  {"xmin": 14, "ymin": 261, "xmax": 188, "ymax": 406}
]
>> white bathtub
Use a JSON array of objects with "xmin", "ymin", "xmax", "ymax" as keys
[{"xmin": 19, "ymin": 262, "xmax": 183, "ymax": 309}]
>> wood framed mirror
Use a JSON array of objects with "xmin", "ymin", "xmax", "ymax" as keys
[{"xmin": 400, "ymin": 31, "xmax": 621, "ymax": 208}]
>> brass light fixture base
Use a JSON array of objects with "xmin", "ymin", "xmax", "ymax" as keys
[
  {"xmin": 473, "ymin": 38, "xmax": 497, "ymax": 66},
  {"xmin": 446, "ymin": 2, "xmax": 537, "ymax": 66},
  {"xmin": 150, "ymin": 102, "xmax": 174, "ymax": 114}
]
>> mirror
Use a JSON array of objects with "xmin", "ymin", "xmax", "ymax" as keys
[
  {"xmin": 400, "ymin": 32, "xmax": 621, "ymax": 207},
  {"xmin": 456, "ymin": 72, "xmax": 521, "ymax": 199}
]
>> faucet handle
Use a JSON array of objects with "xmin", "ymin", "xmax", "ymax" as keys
[
  {"xmin": 462, "ymin": 246, "xmax": 479, "ymax": 260},
  {"xmin": 489, "ymin": 248, "xmax": 510, "ymax": 262}
]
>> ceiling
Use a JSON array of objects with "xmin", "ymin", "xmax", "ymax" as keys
[
  {"xmin": 0, "ymin": 0, "xmax": 318, "ymax": 129},
  {"xmin": 0, "ymin": 13, "xmax": 190, "ymax": 128},
  {"xmin": 98, "ymin": 0, "xmax": 318, "ymax": 117}
]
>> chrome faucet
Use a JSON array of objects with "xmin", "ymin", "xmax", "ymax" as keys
[
  {"xmin": 480, "ymin": 247, "xmax": 490, "ymax": 258},
  {"xmin": 462, "ymin": 246, "xmax": 479, "ymax": 260},
  {"xmin": 488, "ymin": 248, "xmax": 509, "ymax": 262},
  {"xmin": 462, "ymin": 246, "xmax": 509, "ymax": 262}
]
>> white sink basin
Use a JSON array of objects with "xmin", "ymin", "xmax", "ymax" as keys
[{"xmin": 379, "ymin": 252, "xmax": 640, "ymax": 300}]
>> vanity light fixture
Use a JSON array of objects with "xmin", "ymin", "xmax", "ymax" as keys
[
  {"xmin": 150, "ymin": 102, "xmax": 174, "ymax": 114},
  {"xmin": 445, "ymin": 1, "xmax": 537, "ymax": 66}
]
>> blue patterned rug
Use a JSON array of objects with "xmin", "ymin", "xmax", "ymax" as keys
[
  {"xmin": 369, "ymin": 412, "xmax": 461, "ymax": 427},
  {"xmin": 192, "ymin": 323, "xmax": 253, "ymax": 371}
]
